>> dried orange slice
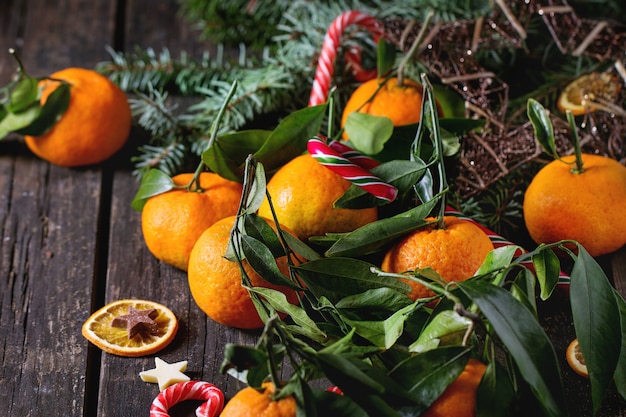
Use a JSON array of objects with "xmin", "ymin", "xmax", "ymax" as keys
[
  {"xmin": 566, "ymin": 338, "xmax": 588, "ymax": 378},
  {"xmin": 81, "ymin": 299, "xmax": 178, "ymax": 357},
  {"xmin": 557, "ymin": 72, "xmax": 621, "ymax": 116}
]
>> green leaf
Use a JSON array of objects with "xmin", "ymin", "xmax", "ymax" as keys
[
  {"xmin": 131, "ymin": 169, "xmax": 175, "ymax": 211},
  {"xmin": 243, "ymin": 214, "xmax": 285, "ymax": 258},
  {"xmin": 532, "ymin": 247, "xmax": 560, "ymax": 300},
  {"xmin": 377, "ymin": 39, "xmax": 396, "ymax": 78},
  {"xmin": 15, "ymin": 82, "xmax": 71, "ymax": 136},
  {"xmin": 250, "ymin": 287, "xmax": 327, "ymax": 342},
  {"xmin": 254, "ymin": 104, "xmax": 326, "ymax": 169},
  {"xmin": 344, "ymin": 112, "xmax": 394, "ymax": 155},
  {"xmin": 390, "ymin": 346, "xmax": 471, "ymax": 415},
  {"xmin": 335, "ymin": 287, "xmax": 413, "ymax": 313},
  {"xmin": 613, "ymin": 293, "xmax": 626, "ymax": 399},
  {"xmin": 569, "ymin": 245, "xmax": 621, "ymax": 414},
  {"xmin": 241, "ymin": 235, "xmax": 299, "ymax": 289},
  {"xmin": 475, "ymin": 245, "xmax": 519, "ymax": 276},
  {"xmin": 219, "ymin": 343, "xmax": 268, "ymax": 381},
  {"xmin": 476, "ymin": 361, "xmax": 516, "ymax": 417},
  {"xmin": 458, "ymin": 280, "xmax": 567, "ymax": 417},
  {"xmin": 343, "ymin": 302, "xmax": 417, "ymax": 349},
  {"xmin": 0, "ymin": 103, "xmax": 41, "ymax": 139},
  {"xmin": 409, "ymin": 310, "xmax": 471, "ymax": 353},
  {"xmin": 244, "ymin": 160, "xmax": 267, "ymax": 214},
  {"xmin": 325, "ymin": 199, "xmax": 438, "ymax": 257},
  {"xmin": 8, "ymin": 76, "xmax": 39, "ymax": 113},
  {"xmin": 294, "ymin": 258, "xmax": 410, "ymax": 304},
  {"xmin": 309, "ymin": 387, "xmax": 369, "ymax": 417},
  {"xmin": 202, "ymin": 129, "xmax": 270, "ymax": 181},
  {"xmin": 527, "ymin": 98, "xmax": 557, "ymax": 158}
]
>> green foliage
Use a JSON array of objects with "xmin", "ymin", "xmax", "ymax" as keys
[{"xmin": 0, "ymin": 50, "xmax": 70, "ymax": 139}]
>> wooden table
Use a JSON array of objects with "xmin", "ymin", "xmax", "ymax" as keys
[{"xmin": 0, "ymin": 1, "xmax": 624, "ymax": 416}]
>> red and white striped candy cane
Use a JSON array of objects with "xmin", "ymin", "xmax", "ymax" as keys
[
  {"xmin": 150, "ymin": 381, "xmax": 224, "ymax": 417},
  {"xmin": 308, "ymin": 136, "xmax": 397, "ymax": 202},
  {"xmin": 308, "ymin": 10, "xmax": 383, "ymax": 106}
]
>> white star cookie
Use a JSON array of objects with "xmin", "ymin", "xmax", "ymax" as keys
[{"xmin": 139, "ymin": 357, "xmax": 190, "ymax": 391}]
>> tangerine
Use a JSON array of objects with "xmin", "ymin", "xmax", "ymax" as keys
[
  {"xmin": 141, "ymin": 172, "xmax": 243, "ymax": 271},
  {"xmin": 257, "ymin": 154, "xmax": 377, "ymax": 241},
  {"xmin": 381, "ymin": 216, "xmax": 493, "ymax": 301},
  {"xmin": 220, "ymin": 382, "xmax": 296, "ymax": 417},
  {"xmin": 557, "ymin": 72, "xmax": 621, "ymax": 116},
  {"xmin": 24, "ymin": 67, "xmax": 132, "ymax": 167},
  {"xmin": 566, "ymin": 338, "xmax": 588, "ymax": 378},
  {"xmin": 340, "ymin": 77, "xmax": 440, "ymax": 140},
  {"xmin": 187, "ymin": 215, "xmax": 300, "ymax": 329},
  {"xmin": 421, "ymin": 358, "xmax": 487, "ymax": 417},
  {"xmin": 523, "ymin": 153, "xmax": 626, "ymax": 257}
]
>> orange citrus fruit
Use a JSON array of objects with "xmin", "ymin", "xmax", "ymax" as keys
[
  {"xmin": 421, "ymin": 358, "xmax": 487, "ymax": 417},
  {"xmin": 81, "ymin": 299, "xmax": 178, "ymax": 357},
  {"xmin": 566, "ymin": 338, "xmax": 588, "ymax": 378},
  {"xmin": 523, "ymin": 153, "xmax": 626, "ymax": 257},
  {"xmin": 340, "ymin": 77, "xmax": 441, "ymax": 140},
  {"xmin": 24, "ymin": 67, "xmax": 132, "ymax": 167},
  {"xmin": 187, "ymin": 215, "xmax": 300, "ymax": 329},
  {"xmin": 220, "ymin": 382, "xmax": 296, "ymax": 417},
  {"xmin": 557, "ymin": 72, "xmax": 621, "ymax": 116},
  {"xmin": 257, "ymin": 154, "xmax": 378, "ymax": 241},
  {"xmin": 141, "ymin": 172, "xmax": 243, "ymax": 271},
  {"xmin": 381, "ymin": 216, "xmax": 494, "ymax": 301}
]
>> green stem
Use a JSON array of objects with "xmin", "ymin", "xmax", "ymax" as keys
[
  {"xmin": 186, "ymin": 79, "xmax": 239, "ymax": 191},
  {"xmin": 420, "ymin": 73, "xmax": 448, "ymax": 228},
  {"xmin": 9, "ymin": 48, "xmax": 28, "ymax": 76},
  {"xmin": 566, "ymin": 110, "xmax": 585, "ymax": 174},
  {"xmin": 397, "ymin": 10, "xmax": 434, "ymax": 86}
]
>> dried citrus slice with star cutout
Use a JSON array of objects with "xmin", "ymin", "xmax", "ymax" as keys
[
  {"xmin": 557, "ymin": 72, "xmax": 621, "ymax": 116},
  {"xmin": 81, "ymin": 299, "xmax": 178, "ymax": 357},
  {"xmin": 566, "ymin": 338, "xmax": 588, "ymax": 378}
]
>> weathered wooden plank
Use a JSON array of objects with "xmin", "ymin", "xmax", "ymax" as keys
[
  {"xmin": 96, "ymin": 1, "xmax": 256, "ymax": 416},
  {"xmin": 0, "ymin": 0, "xmax": 116, "ymax": 416}
]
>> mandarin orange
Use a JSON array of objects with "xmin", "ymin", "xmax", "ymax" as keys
[
  {"xmin": 257, "ymin": 154, "xmax": 377, "ymax": 241},
  {"xmin": 187, "ymin": 216, "xmax": 300, "ymax": 329},
  {"xmin": 523, "ymin": 153, "xmax": 626, "ymax": 257},
  {"xmin": 24, "ymin": 67, "xmax": 131, "ymax": 167},
  {"xmin": 141, "ymin": 172, "xmax": 243, "ymax": 271},
  {"xmin": 381, "ymin": 216, "xmax": 493, "ymax": 301},
  {"xmin": 220, "ymin": 382, "xmax": 296, "ymax": 417},
  {"xmin": 341, "ymin": 77, "xmax": 441, "ymax": 140}
]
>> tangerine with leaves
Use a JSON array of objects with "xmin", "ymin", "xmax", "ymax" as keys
[
  {"xmin": 24, "ymin": 68, "xmax": 131, "ymax": 167},
  {"xmin": 187, "ymin": 215, "xmax": 300, "ymax": 329},
  {"xmin": 421, "ymin": 358, "xmax": 487, "ymax": 417},
  {"xmin": 340, "ymin": 76, "xmax": 441, "ymax": 140},
  {"xmin": 257, "ymin": 154, "xmax": 377, "ymax": 241},
  {"xmin": 381, "ymin": 216, "xmax": 493, "ymax": 301},
  {"xmin": 523, "ymin": 153, "xmax": 626, "ymax": 257},
  {"xmin": 220, "ymin": 382, "xmax": 296, "ymax": 417},
  {"xmin": 141, "ymin": 172, "xmax": 243, "ymax": 271}
]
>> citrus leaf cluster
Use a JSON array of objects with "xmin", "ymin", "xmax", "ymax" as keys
[{"xmin": 0, "ymin": 51, "xmax": 70, "ymax": 140}]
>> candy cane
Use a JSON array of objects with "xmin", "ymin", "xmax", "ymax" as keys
[
  {"xmin": 150, "ymin": 381, "xmax": 224, "ymax": 417},
  {"xmin": 308, "ymin": 10, "xmax": 383, "ymax": 106},
  {"xmin": 308, "ymin": 136, "xmax": 397, "ymax": 202}
]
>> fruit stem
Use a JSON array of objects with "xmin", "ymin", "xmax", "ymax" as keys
[
  {"xmin": 397, "ymin": 10, "xmax": 434, "ymax": 87},
  {"xmin": 419, "ymin": 73, "xmax": 448, "ymax": 228},
  {"xmin": 188, "ymin": 80, "xmax": 239, "ymax": 191},
  {"xmin": 566, "ymin": 110, "xmax": 585, "ymax": 174},
  {"xmin": 9, "ymin": 48, "xmax": 29, "ymax": 76}
]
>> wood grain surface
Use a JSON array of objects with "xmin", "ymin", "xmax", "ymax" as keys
[{"xmin": 0, "ymin": 1, "xmax": 624, "ymax": 416}]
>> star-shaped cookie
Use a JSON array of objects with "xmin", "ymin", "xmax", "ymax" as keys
[{"xmin": 139, "ymin": 357, "xmax": 190, "ymax": 391}]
